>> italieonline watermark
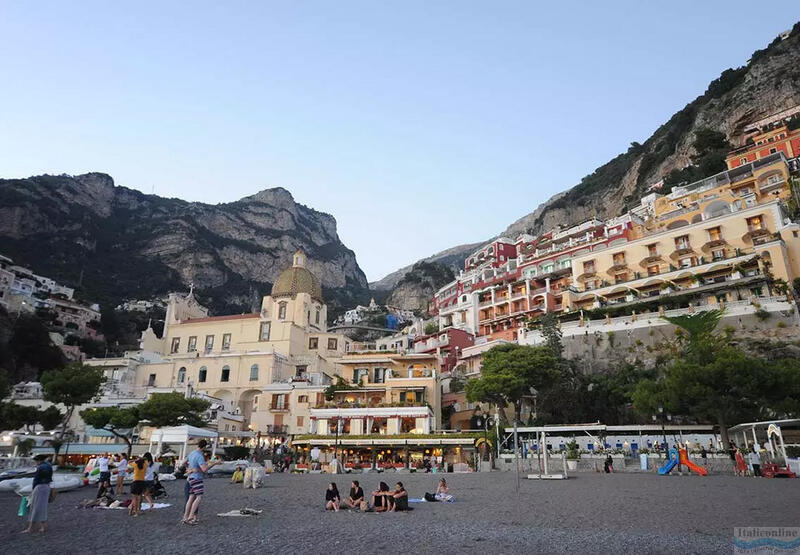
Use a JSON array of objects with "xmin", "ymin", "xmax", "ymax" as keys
[{"xmin": 734, "ymin": 527, "xmax": 800, "ymax": 553}]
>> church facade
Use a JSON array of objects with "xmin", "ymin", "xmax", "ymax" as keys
[{"xmin": 135, "ymin": 250, "xmax": 352, "ymax": 437}]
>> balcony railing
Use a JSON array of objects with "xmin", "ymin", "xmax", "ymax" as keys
[
  {"xmin": 269, "ymin": 402, "xmax": 290, "ymax": 411},
  {"xmin": 261, "ymin": 425, "xmax": 289, "ymax": 435}
]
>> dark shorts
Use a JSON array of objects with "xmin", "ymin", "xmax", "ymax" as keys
[
  {"xmin": 187, "ymin": 477, "xmax": 204, "ymax": 496},
  {"xmin": 99, "ymin": 471, "xmax": 111, "ymax": 484},
  {"xmin": 131, "ymin": 480, "xmax": 147, "ymax": 495}
]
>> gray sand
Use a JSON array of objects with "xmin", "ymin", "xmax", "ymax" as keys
[{"xmin": 0, "ymin": 471, "xmax": 796, "ymax": 554}]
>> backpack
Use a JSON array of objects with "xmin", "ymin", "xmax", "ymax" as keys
[{"xmin": 424, "ymin": 492, "xmax": 438, "ymax": 502}]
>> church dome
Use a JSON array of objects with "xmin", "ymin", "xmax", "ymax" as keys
[{"xmin": 271, "ymin": 250, "xmax": 323, "ymax": 301}]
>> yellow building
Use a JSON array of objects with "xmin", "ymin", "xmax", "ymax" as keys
[
  {"xmin": 136, "ymin": 250, "xmax": 352, "ymax": 438},
  {"xmin": 308, "ymin": 351, "xmax": 441, "ymax": 436},
  {"xmin": 564, "ymin": 155, "xmax": 800, "ymax": 311}
]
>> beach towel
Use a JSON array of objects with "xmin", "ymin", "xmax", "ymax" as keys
[
  {"xmin": 409, "ymin": 498, "xmax": 426, "ymax": 503},
  {"xmin": 217, "ymin": 508, "xmax": 263, "ymax": 517},
  {"xmin": 99, "ymin": 502, "xmax": 171, "ymax": 510}
]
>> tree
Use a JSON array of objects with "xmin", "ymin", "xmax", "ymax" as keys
[
  {"xmin": 324, "ymin": 375, "xmax": 359, "ymax": 401},
  {"xmin": 424, "ymin": 322, "xmax": 439, "ymax": 335},
  {"xmin": 136, "ymin": 392, "xmax": 210, "ymax": 428},
  {"xmin": 7, "ymin": 314, "xmax": 66, "ymax": 382},
  {"xmin": 466, "ymin": 344, "xmax": 560, "ymax": 425},
  {"xmin": 40, "ymin": 362, "xmax": 106, "ymax": 456},
  {"xmin": 80, "ymin": 406, "xmax": 140, "ymax": 456},
  {"xmin": 37, "ymin": 406, "xmax": 64, "ymax": 431},
  {"xmin": 538, "ymin": 313, "xmax": 563, "ymax": 359},
  {"xmin": 633, "ymin": 311, "xmax": 800, "ymax": 447}
]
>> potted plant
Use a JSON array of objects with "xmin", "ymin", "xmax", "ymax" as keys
[{"xmin": 565, "ymin": 440, "xmax": 579, "ymax": 471}]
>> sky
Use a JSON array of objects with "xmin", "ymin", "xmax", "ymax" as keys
[{"xmin": 2, "ymin": 2, "xmax": 799, "ymax": 282}]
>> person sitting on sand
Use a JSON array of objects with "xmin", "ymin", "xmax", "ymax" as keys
[
  {"xmin": 325, "ymin": 482, "xmax": 340, "ymax": 512},
  {"xmin": 372, "ymin": 482, "xmax": 391, "ymax": 512},
  {"xmin": 434, "ymin": 478, "xmax": 453, "ymax": 502},
  {"xmin": 343, "ymin": 480, "xmax": 364, "ymax": 509},
  {"xmin": 389, "ymin": 481, "xmax": 409, "ymax": 512},
  {"xmin": 231, "ymin": 466, "xmax": 244, "ymax": 484}
]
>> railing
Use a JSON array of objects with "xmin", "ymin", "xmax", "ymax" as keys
[
  {"xmin": 269, "ymin": 403, "xmax": 290, "ymax": 411},
  {"xmin": 260, "ymin": 425, "xmax": 288, "ymax": 435}
]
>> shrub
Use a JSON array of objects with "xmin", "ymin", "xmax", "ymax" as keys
[{"xmin": 755, "ymin": 308, "xmax": 770, "ymax": 321}]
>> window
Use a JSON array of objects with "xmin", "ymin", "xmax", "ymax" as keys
[
  {"xmin": 769, "ymin": 147, "xmax": 778, "ymax": 154},
  {"xmin": 259, "ymin": 321, "xmax": 271, "ymax": 341},
  {"xmin": 647, "ymin": 265, "xmax": 660, "ymax": 276},
  {"xmin": 740, "ymin": 157, "xmax": 747, "ymax": 165},
  {"xmin": 712, "ymin": 249, "xmax": 724, "ymax": 261},
  {"xmin": 674, "ymin": 235, "xmax": 690, "ymax": 250},
  {"xmin": 612, "ymin": 252, "xmax": 625, "ymax": 266},
  {"xmin": 647, "ymin": 244, "xmax": 658, "ymax": 257},
  {"xmin": 309, "ymin": 337, "xmax": 318, "ymax": 349},
  {"xmin": 221, "ymin": 365, "xmax": 230, "ymax": 382},
  {"xmin": 750, "ymin": 287, "xmax": 763, "ymax": 297},
  {"xmin": 707, "ymin": 227, "xmax": 721, "ymax": 242},
  {"xmin": 297, "ymin": 416, "xmax": 304, "ymax": 428},
  {"xmin": 353, "ymin": 368, "xmax": 368, "ymax": 384},
  {"xmin": 746, "ymin": 216, "xmax": 763, "ymax": 232},
  {"xmin": 582, "ymin": 261, "xmax": 595, "ymax": 274},
  {"xmin": 295, "ymin": 365, "xmax": 308, "ymax": 379},
  {"xmin": 767, "ymin": 174, "xmax": 783, "ymax": 185},
  {"xmin": 199, "ymin": 366, "xmax": 207, "ymax": 383},
  {"xmin": 148, "ymin": 374, "xmax": 156, "ymax": 386},
  {"xmin": 170, "ymin": 337, "xmax": 180, "ymax": 354},
  {"xmin": 679, "ymin": 257, "xmax": 693, "ymax": 268},
  {"xmin": 187, "ymin": 336, "xmax": 197, "ymax": 352},
  {"xmin": 222, "ymin": 333, "xmax": 231, "ymax": 351},
  {"xmin": 204, "ymin": 335, "xmax": 214, "ymax": 354},
  {"xmin": 177, "ymin": 367, "xmax": 186, "ymax": 383},
  {"xmin": 249, "ymin": 364, "xmax": 259, "ymax": 381},
  {"xmin": 374, "ymin": 367, "xmax": 386, "ymax": 384},
  {"xmin": 315, "ymin": 310, "xmax": 320, "ymax": 324},
  {"xmin": 327, "ymin": 338, "xmax": 338, "ymax": 350},
  {"xmin": 278, "ymin": 302, "xmax": 287, "ymax": 320}
]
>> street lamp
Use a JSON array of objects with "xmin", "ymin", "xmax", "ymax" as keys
[
  {"xmin": 475, "ymin": 411, "xmax": 491, "ymax": 463},
  {"xmin": 654, "ymin": 405, "xmax": 671, "ymax": 450}
]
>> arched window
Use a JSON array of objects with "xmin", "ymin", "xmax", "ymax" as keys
[
  {"xmin": 278, "ymin": 302, "xmax": 287, "ymax": 320},
  {"xmin": 221, "ymin": 365, "xmax": 230, "ymax": 382},
  {"xmin": 198, "ymin": 366, "xmax": 207, "ymax": 383},
  {"xmin": 177, "ymin": 367, "xmax": 186, "ymax": 384},
  {"xmin": 250, "ymin": 364, "xmax": 259, "ymax": 381}
]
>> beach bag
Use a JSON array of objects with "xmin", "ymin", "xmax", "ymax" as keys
[
  {"xmin": 49, "ymin": 487, "xmax": 58, "ymax": 503},
  {"xmin": 424, "ymin": 492, "xmax": 438, "ymax": 502},
  {"xmin": 18, "ymin": 496, "xmax": 29, "ymax": 517},
  {"xmin": 359, "ymin": 500, "xmax": 369, "ymax": 511}
]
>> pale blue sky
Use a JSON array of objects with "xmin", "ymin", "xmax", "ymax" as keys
[{"xmin": 2, "ymin": 2, "xmax": 799, "ymax": 281}]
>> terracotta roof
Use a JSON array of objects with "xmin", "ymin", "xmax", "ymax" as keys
[{"xmin": 182, "ymin": 313, "xmax": 260, "ymax": 324}]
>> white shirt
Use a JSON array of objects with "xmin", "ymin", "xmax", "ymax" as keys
[
  {"xmin": 748, "ymin": 451, "xmax": 760, "ymax": 464},
  {"xmin": 117, "ymin": 458, "xmax": 128, "ymax": 477},
  {"xmin": 145, "ymin": 461, "xmax": 161, "ymax": 481},
  {"xmin": 97, "ymin": 456, "xmax": 109, "ymax": 472},
  {"xmin": 310, "ymin": 447, "xmax": 320, "ymax": 461}
]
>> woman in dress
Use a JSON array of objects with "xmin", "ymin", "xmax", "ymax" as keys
[
  {"xmin": 372, "ymin": 481, "xmax": 391, "ymax": 512},
  {"xmin": 22, "ymin": 454, "xmax": 52, "ymax": 534},
  {"xmin": 389, "ymin": 481, "xmax": 409, "ymax": 512},
  {"xmin": 434, "ymin": 478, "xmax": 453, "ymax": 502},
  {"xmin": 325, "ymin": 482, "xmax": 340, "ymax": 511}
]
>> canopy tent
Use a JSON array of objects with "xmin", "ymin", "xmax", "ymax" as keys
[
  {"xmin": 728, "ymin": 419, "xmax": 800, "ymax": 463},
  {"xmin": 148, "ymin": 425, "xmax": 219, "ymax": 460},
  {"xmin": 32, "ymin": 443, "xmax": 128, "ymax": 455}
]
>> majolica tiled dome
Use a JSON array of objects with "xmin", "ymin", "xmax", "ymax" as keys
[{"xmin": 271, "ymin": 250, "xmax": 323, "ymax": 301}]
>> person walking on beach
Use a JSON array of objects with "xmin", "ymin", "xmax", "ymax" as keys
[
  {"xmin": 115, "ymin": 454, "xmax": 128, "ymax": 495},
  {"xmin": 22, "ymin": 454, "xmax": 52, "ymax": 534},
  {"xmin": 325, "ymin": 482, "xmax": 340, "ymax": 511},
  {"xmin": 182, "ymin": 440, "xmax": 215, "ymax": 525},
  {"xmin": 748, "ymin": 447, "xmax": 762, "ymax": 477}
]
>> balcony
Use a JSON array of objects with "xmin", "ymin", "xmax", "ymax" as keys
[
  {"xmin": 741, "ymin": 228, "xmax": 772, "ymax": 244},
  {"xmin": 269, "ymin": 402, "xmax": 290, "ymax": 412},
  {"xmin": 260, "ymin": 425, "xmax": 288, "ymax": 435}
]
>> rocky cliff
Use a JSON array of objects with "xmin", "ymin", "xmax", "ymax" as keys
[
  {"xmin": 0, "ymin": 173, "xmax": 370, "ymax": 316},
  {"xmin": 385, "ymin": 261, "xmax": 455, "ymax": 313},
  {"xmin": 376, "ymin": 22, "xmax": 800, "ymax": 293}
]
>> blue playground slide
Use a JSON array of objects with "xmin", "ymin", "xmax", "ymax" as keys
[{"xmin": 658, "ymin": 448, "xmax": 680, "ymax": 475}]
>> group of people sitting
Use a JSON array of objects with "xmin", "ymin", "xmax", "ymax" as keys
[{"xmin": 325, "ymin": 478, "xmax": 453, "ymax": 512}]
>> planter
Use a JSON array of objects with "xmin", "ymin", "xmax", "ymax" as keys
[{"xmin": 566, "ymin": 459, "xmax": 578, "ymax": 471}]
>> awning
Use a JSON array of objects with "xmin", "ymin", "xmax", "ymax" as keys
[{"xmin": 32, "ymin": 443, "xmax": 128, "ymax": 455}]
